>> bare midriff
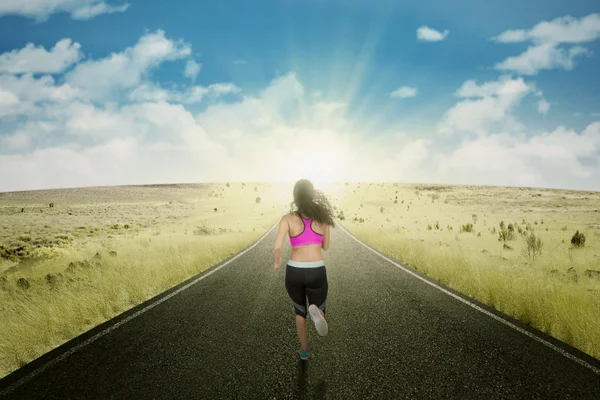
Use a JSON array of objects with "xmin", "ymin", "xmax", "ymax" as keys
[{"xmin": 290, "ymin": 244, "xmax": 324, "ymax": 262}]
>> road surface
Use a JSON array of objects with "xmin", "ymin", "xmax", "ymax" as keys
[{"xmin": 1, "ymin": 220, "xmax": 600, "ymax": 399}]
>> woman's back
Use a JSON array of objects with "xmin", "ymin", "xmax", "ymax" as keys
[{"xmin": 289, "ymin": 213, "xmax": 328, "ymax": 262}]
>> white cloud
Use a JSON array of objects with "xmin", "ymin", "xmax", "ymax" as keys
[
  {"xmin": 417, "ymin": 26, "xmax": 449, "ymax": 42},
  {"xmin": 492, "ymin": 14, "xmax": 600, "ymax": 75},
  {"xmin": 0, "ymin": 39, "xmax": 82, "ymax": 74},
  {"xmin": 390, "ymin": 86, "xmax": 418, "ymax": 98},
  {"xmin": 437, "ymin": 123, "xmax": 600, "ymax": 189},
  {"xmin": 0, "ymin": 0, "xmax": 130, "ymax": 21},
  {"xmin": 0, "ymin": 73, "xmax": 83, "ymax": 118},
  {"xmin": 493, "ymin": 14, "xmax": 600, "ymax": 45},
  {"xmin": 438, "ymin": 77, "xmax": 531, "ymax": 136},
  {"xmin": 494, "ymin": 43, "xmax": 590, "ymax": 75},
  {"xmin": 65, "ymin": 30, "xmax": 192, "ymax": 100},
  {"xmin": 128, "ymin": 82, "xmax": 240, "ymax": 104},
  {"xmin": 0, "ymin": 89, "xmax": 19, "ymax": 110},
  {"xmin": 1, "ymin": 31, "xmax": 599, "ymax": 192},
  {"xmin": 233, "ymin": 60, "xmax": 247, "ymax": 65},
  {"xmin": 184, "ymin": 60, "xmax": 201, "ymax": 82},
  {"xmin": 537, "ymin": 98, "xmax": 550, "ymax": 115}
]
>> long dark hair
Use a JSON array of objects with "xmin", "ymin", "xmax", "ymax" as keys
[{"xmin": 289, "ymin": 179, "xmax": 335, "ymax": 227}]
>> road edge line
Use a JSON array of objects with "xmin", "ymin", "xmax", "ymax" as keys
[
  {"xmin": 336, "ymin": 221, "xmax": 600, "ymax": 376},
  {"xmin": 0, "ymin": 218, "xmax": 280, "ymax": 396}
]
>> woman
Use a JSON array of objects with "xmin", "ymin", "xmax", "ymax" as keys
[{"xmin": 273, "ymin": 179, "xmax": 336, "ymax": 361}]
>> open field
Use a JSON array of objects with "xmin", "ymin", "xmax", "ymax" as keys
[
  {"xmin": 1, "ymin": 181, "xmax": 600, "ymax": 379},
  {"xmin": 326, "ymin": 182, "xmax": 600, "ymax": 360},
  {"xmin": 0, "ymin": 183, "xmax": 292, "ymax": 378}
]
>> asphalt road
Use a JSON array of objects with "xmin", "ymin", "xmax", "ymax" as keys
[{"xmin": 1, "ymin": 220, "xmax": 600, "ymax": 399}]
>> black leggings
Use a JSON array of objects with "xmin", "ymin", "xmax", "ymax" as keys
[{"xmin": 285, "ymin": 264, "xmax": 328, "ymax": 318}]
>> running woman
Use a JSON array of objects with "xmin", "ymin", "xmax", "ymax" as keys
[{"xmin": 273, "ymin": 179, "xmax": 336, "ymax": 361}]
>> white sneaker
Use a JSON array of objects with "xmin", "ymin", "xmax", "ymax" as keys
[{"xmin": 308, "ymin": 304, "xmax": 328, "ymax": 337}]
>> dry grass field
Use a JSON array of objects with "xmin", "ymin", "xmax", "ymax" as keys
[
  {"xmin": 1, "ymin": 181, "xmax": 599, "ymax": 379},
  {"xmin": 0, "ymin": 183, "xmax": 292, "ymax": 378},
  {"xmin": 325, "ymin": 182, "xmax": 600, "ymax": 361}
]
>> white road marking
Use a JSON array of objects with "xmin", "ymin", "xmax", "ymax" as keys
[
  {"xmin": 0, "ymin": 220, "xmax": 280, "ymax": 396},
  {"xmin": 337, "ymin": 222, "xmax": 600, "ymax": 376}
]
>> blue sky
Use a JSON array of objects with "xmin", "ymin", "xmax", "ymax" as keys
[{"xmin": 1, "ymin": 0, "xmax": 600, "ymax": 191}]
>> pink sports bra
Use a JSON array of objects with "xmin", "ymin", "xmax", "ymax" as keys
[{"xmin": 289, "ymin": 216, "xmax": 324, "ymax": 246}]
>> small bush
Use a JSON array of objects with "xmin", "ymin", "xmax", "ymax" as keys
[
  {"xmin": 460, "ymin": 223, "xmax": 473, "ymax": 233},
  {"xmin": 427, "ymin": 224, "xmax": 432, "ymax": 230},
  {"xmin": 255, "ymin": 197, "xmax": 261, "ymax": 204},
  {"xmin": 17, "ymin": 277, "xmax": 30, "ymax": 290},
  {"xmin": 194, "ymin": 224, "xmax": 215, "ymax": 235},
  {"xmin": 571, "ymin": 231, "xmax": 586, "ymax": 248},
  {"xmin": 434, "ymin": 221, "xmax": 439, "ymax": 230},
  {"xmin": 523, "ymin": 232, "xmax": 543, "ymax": 262},
  {"xmin": 498, "ymin": 223, "xmax": 516, "ymax": 242}
]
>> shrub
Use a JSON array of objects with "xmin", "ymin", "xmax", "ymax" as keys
[
  {"xmin": 255, "ymin": 197, "xmax": 261, "ymax": 204},
  {"xmin": 498, "ymin": 223, "xmax": 516, "ymax": 242},
  {"xmin": 427, "ymin": 224, "xmax": 432, "ymax": 230},
  {"xmin": 17, "ymin": 277, "xmax": 30, "ymax": 290},
  {"xmin": 434, "ymin": 221, "xmax": 439, "ymax": 230},
  {"xmin": 523, "ymin": 232, "xmax": 543, "ymax": 261},
  {"xmin": 380, "ymin": 207, "xmax": 385, "ymax": 213},
  {"xmin": 460, "ymin": 223, "xmax": 473, "ymax": 233},
  {"xmin": 226, "ymin": 183, "xmax": 230, "ymax": 187},
  {"xmin": 571, "ymin": 231, "xmax": 586, "ymax": 248},
  {"xmin": 17, "ymin": 234, "xmax": 32, "ymax": 242},
  {"xmin": 194, "ymin": 223, "xmax": 215, "ymax": 235}
]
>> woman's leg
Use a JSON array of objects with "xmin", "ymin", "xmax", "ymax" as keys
[
  {"xmin": 285, "ymin": 265, "xmax": 309, "ymax": 350},
  {"xmin": 306, "ymin": 266, "xmax": 328, "ymax": 314},
  {"xmin": 306, "ymin": 266, "xmax": 329, "ymax": 336},
  {"xmin": 296, "ymin": 315, "xmax": 308, "ymax": 350}
]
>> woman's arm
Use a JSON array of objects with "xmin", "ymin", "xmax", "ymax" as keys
[
  {"xmin": 321, "ymin": 224, "xmax": 330, "ymax": 251},
  {"xmin": 273, "ymin": 216, "xmax": 289, "ymax": 270}
]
